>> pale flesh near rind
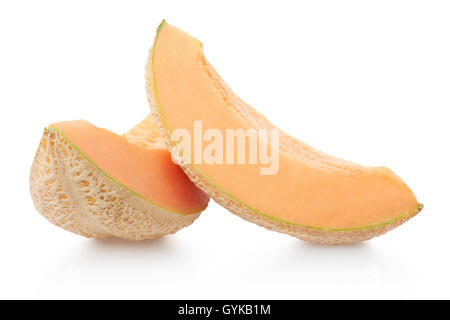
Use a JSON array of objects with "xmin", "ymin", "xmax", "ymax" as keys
[
  {"xmin": 29, "ymin": 116, "xmax": 209, "ymax": 240},
  {"xmin": 146, "ymin": 21, "xmax": 422, "ymax": 244}
]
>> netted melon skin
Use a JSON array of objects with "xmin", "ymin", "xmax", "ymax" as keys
[{"xmin": 30, "ymin": 129, "xmax": 200, "ymax": 240}]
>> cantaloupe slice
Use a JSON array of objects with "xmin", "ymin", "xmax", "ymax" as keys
[
  {"xmin": 146, "ymin": 21, "xmax": 422, "ymax": 244},
  {"xmin": 30, "ymin": 115, "xmax": 209, "ymax": 240}
]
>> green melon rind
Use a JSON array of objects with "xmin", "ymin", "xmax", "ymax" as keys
[
  {"xmin": 45, "ymin": 126, "xmax": 205, "ymax": 216},
  {"xmin": 149, "ymin": 20, "xmax": 423, "ymax": 232}
]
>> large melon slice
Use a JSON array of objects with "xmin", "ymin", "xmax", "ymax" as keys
[
  {"xmin": 30, "ymin": 115, "xmax": 209, "ymax": 240},
  {"xmin": 146, "ymin": 21, "xmax": 422, "ymax": 244}
]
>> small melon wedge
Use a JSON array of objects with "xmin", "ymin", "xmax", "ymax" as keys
[
  {"xmin": 146, "ymin": 21, "xmax": 422, "ymax": 244},
  {"xmin": 30, "ymin": 115, "xmax": 209, "ymax": 240}
]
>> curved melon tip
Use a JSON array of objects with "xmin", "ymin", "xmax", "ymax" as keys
[
  {"xmin": 157, "ymin": 19, "xmax": 167, "ymax": 34},
  {"xmin": 30, "ymin": 121, "xmax": 207, "ymax": 240}
]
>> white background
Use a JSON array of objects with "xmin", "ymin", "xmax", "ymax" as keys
[{"xmin": 0, "ymin": 0, "xmax": 449, "ymax": 299}]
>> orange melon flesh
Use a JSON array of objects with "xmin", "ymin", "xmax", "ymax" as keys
[
  {"xmin": 150, "ymin": 22, "xmax": 420, "ymax": 230},
  {"xmin": 49, "ymin": 120, "xmax": 209, "ymax": 214}
]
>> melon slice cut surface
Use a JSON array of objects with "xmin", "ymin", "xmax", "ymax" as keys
[
  {"xmin": 146, "ymin": 21, "xmax": 422, "ymax": 244},
  {"xmin": 30, "ymin": 115, "xmax": 209, "ymax": 240}
]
